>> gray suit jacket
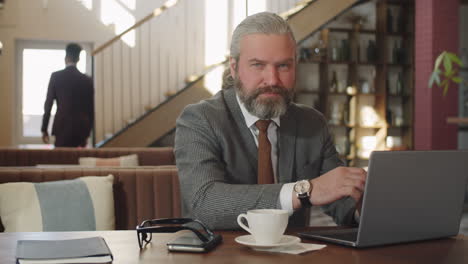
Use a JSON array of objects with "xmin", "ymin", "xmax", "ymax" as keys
[{"xmin": 175, "ymin": 88, "xmax": 356, "ymax": 230}]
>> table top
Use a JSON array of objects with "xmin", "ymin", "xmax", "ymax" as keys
[{"xmin": 1, "ymin": 228, "xmax": 467, "ymax": 264}]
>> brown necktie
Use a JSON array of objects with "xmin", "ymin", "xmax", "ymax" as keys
[{"xmin": 255, "ymin": 120, "xmax": 274, "ymax": 184}]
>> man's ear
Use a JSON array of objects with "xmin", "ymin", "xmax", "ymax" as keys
[{"xmin": 229, "ymin": 57, "xmax": 237, "ymax": 78}]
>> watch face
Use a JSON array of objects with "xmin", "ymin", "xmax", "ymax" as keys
[{"xmin": 294, "ymin": 180, "xmax": 310, "ymax": 194}]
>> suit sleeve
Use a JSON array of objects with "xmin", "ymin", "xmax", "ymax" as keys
[
  {"xmin": 319, "ymin": 120, "xmax": 358, "ymax": 226},
  {"xmin": 174, "ymin": 105, "xmax": 283, "ymax": 230},
  {"xmin": 41, "ymin": 73, "xmax": 56, "ymax": 133}
]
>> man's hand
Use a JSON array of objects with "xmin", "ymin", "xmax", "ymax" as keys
[
  {"xmin": 356, "ymin": 196, "xmax": 363, "ymax": 215},
  {"xmin": 310, "ymin": 167, "xmax": 367, "ymax": 205},
  {"xmin": 42, "ymin": 132, "xmax": 50, "ymax": 144}
]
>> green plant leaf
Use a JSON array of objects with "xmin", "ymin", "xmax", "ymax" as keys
[
  {"xmin": 442, "ymin": 81, "xmax": 450, "ymax": 96},
  {"xmin": 434, "ymin": 51, "xmax": 446, "ymax": 71},
  {"xmin": 443, "ymin": 70, "xmax": 453, "ymax": 78},
  {"xmin": 452, "ymin": 76, "xmax": 462, "ymax": 84},
  {"xmin": 428, "ymin": 71, "xmax": 441, "ymax": 88},
  {"xmin": 435, "ymin": 72, "xmax": 441, "ymax": 86},
  {"xmin": 443, "ymin": 54, "xmax": 452, "ymax": 73},
  {"xmin": 447, "ymin": 52, "xmax": 462, "ymax": 66}
]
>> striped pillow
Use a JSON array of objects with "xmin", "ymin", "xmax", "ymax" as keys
[
  {"xmin": 79, "ymin": 154, "xmax": 139, "ymax": 167},
  {"xmin": 0, "ymin": 175, "xmax": 115, "ymax": 232}
]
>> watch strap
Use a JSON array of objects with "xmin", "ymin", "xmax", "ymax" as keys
[{"xmin": 298, "ymin": 195, "xmax": 312, "ymax": 208}]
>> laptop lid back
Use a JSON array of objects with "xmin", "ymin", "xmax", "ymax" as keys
[{"xmin": 356, "ymin": 151, "xmax": 468, "ymax": 247}]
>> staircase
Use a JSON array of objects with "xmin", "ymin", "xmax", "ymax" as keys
[
  {"xmin": 97, "ymin": 74, "xmax": 211, "ymax": 147},
  {"xmin": 94, "ymin": 0, "xmax": 365, "ymax": 147}
]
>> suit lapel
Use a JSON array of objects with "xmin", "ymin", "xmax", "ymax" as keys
[
  {"xmin": 222, "ymin": 88, "xmax": 259, "ymax": 174},
  {"xmin": 278, "ymin": 107, "xmax": 297, "ymax": 183}
]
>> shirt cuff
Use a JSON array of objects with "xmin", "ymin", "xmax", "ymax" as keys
[{"xmin": 279, "ymin": 182, "xmax": 296, "ymax": 216}]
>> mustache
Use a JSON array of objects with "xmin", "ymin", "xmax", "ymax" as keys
[{"xmin": 253, "ymin": 86, "xmax": 288, "ymax": 98}]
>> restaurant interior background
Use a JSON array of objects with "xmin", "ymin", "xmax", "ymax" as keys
[{"xmin": 0, "ymin": 0, "xmax": 467, "ymax": 232}]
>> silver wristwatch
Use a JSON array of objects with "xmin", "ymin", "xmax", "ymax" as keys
[{"xmin": 294, "ymin": 180, "xmax": 313, "ymax": 208}]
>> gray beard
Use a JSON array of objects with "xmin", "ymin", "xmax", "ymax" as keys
[{"xmin": 235, "ymin": 77, "xmax": 294, "ymax": 119}]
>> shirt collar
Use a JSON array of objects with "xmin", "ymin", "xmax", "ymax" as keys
[{"xmin": 235, "ymin": 92, "xmax": 280, "ymax": 129}]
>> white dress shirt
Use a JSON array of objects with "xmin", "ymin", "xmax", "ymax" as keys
[{"xmin": 236, "ymin": 95, "xmax": 295, "ymax": 215}]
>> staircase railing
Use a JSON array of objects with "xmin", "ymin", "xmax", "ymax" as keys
[
  {"xmin": 92, "ymin": 0, "xmax": 178, "ymax": 56},
  {"xmin": 91, "ymin": 0, "xmax": 198, "ymax": 145}
]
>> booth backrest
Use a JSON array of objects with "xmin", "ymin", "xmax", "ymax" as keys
[
  {"xmin": 0, "ymin": 147, "xmax": 175, "ymax": 167},
  {"xmin": 0, "ymin": 167, "xmax": 180, "ymax": 231}
]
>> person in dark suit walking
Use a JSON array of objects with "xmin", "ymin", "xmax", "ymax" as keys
[{"xmin": 41, "ymin": 43, "xmax": 94, "ymax": 147}]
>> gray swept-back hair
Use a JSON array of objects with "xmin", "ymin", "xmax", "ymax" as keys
[{"xmin": 230, "ymin": 12, "xmax": 296, "ymax": 63}]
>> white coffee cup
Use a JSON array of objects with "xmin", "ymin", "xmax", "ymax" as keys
[{"xmin": 237, "ymin": 209, "xmax": 288, "ymax": 244}]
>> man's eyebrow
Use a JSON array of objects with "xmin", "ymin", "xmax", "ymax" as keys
[
  {"xmin": 247, "ymin": 58, "xmax": 266, "ymax": 63},
  {"xmin": 247, "ymin": 58, "xmax": 295, "ymax": 64}
]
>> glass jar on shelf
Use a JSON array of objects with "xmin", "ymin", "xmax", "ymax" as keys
[
  {"xmin": 330, "ymin": 70, "xmax": 338, "ymax": 93},
  {"xmin": 330, "ymin": 39, "xmax": 340, "ymax": 61},
  {"xmin": 360, "ymin": 80, "xmax": 370, "ymax": 94},
  {"xmin": 338, "ymin": 80, "xmax": 346, "ymax": 94},
  {"xmin": 329, "ymin": 101, "xmax": 344, "ymax": 125}
]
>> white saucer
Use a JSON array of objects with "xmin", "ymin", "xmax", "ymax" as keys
[{"xmin": 235, "ymin": 235, "xmax": 300, "ymax": 249}]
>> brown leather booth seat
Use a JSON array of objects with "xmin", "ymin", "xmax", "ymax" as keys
[
  {"xmin": 0, "ymin": 147, "xmax": 175, "ymax": 167},
  {"xmin": 0, "ymin": 167, "xmax": 180, "ymax": 231}
]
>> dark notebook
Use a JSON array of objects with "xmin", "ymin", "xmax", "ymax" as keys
[{"xmin": 16, "ymin": 237, "xmax": 113, "ymax": 264}]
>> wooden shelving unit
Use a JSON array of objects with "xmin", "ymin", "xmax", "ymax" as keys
[
  {"xmin": 447, "ymin": 117, "xmax": 468, "ymax": 125},
  {"xmin": 295, "ymin": 0, "xmax": 414, "ymax": 167}
]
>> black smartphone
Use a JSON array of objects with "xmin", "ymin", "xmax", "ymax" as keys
[{"xmin": 166, "ymin": 232, "xmax": 222, "ymax": 252}]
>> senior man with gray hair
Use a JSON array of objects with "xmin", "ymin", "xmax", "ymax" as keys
[{"xmin": 175, "ymin": 12, "xmax": 366, "ymax": 230}]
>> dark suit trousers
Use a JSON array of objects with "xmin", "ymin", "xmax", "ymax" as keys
[{"xmin": 54, "ymin": 134, "xmax": 87, "ymax": 147}]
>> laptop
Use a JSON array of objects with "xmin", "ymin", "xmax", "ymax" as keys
[{"xmin": 299, "ymin": 150, "xmax": 468, "ymax": 248}]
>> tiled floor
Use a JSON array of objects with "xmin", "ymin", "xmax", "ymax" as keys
[{"xmin": 309, "ymin": 206, "xmax": 468, "ymax": 236}]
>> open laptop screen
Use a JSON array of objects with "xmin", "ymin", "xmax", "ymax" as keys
[{"xmin": 300, "ymin": 151, "xmax": 468, "ymax": 248}]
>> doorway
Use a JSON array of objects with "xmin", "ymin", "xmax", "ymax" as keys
[{"xmin": 15, "ymin": 40, "xmax": 92, "ymax": 147}]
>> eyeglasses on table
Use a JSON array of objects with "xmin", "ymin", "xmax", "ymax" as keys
[{"xmin": 136, "ymin": 218, "xmax": 221, "ymax": 250}]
